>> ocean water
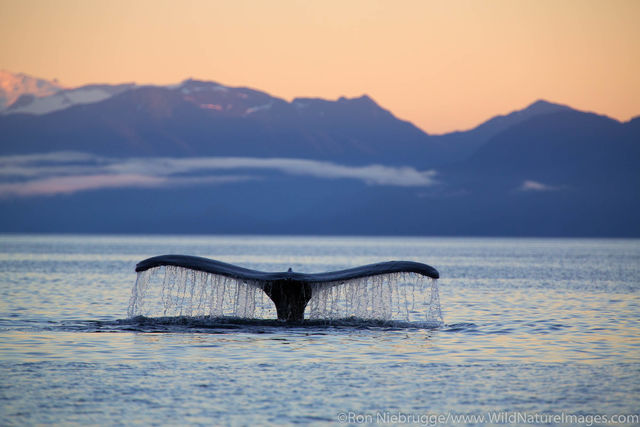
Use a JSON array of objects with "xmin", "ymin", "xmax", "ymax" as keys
[{"xmin": 0, "ymin": 235, "xmax": 639, "ymax": 426}]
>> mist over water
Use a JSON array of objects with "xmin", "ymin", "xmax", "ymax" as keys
[{"xmin": 1, "ymin": 235, "xmax": 639, "ymax": 425}]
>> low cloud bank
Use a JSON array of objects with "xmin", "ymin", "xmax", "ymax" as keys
[
  {"xmin": 518, "ymin": 180, "xmax": 563, "ymax": 192},
  {"xmin": 0, "ymin": 174, "xmax": 166, "ymax": 197},
  {"xmin": 0, "ymin": 152, "xmax": 437, "ymax": 197}
]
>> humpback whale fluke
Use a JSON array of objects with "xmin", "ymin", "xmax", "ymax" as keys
[{"xmin": 134, "ymin": 255, "xmax": 439, "ymax": 321}]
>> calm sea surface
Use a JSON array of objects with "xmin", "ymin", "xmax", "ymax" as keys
[{"xmin": 0, "ymin": 235, "xmax": 639, "ymax": 426}]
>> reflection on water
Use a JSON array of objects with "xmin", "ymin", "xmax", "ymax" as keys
[{"xmin": 0, "ymin": 235, "xmax": 639, "ymax": 425}]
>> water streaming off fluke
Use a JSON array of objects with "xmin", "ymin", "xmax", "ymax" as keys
[
  {"xmin": 128, "ymin": 266, "xmax": 277, "ymax": 319},
  {"xmin": 306, "ymin": 272, "xmax": 441, "ymax": 323}
]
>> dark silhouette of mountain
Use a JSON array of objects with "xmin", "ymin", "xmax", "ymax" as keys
[
  {"xmin": 430, "ymin": 100, "xmax": 574, "ymax": 163},
  {"xmin": 424, "ymin": 108, "xmax": 640, "ymax": 236},
  {"xmin": 0, "ymin": 75, "xmax": 638, "ymax": 236},
  {"xmin": 454, "ymin": 109, "xmax": 636, "ymax": 187}
]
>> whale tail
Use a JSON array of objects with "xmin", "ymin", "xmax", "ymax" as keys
[{"xmin": 132, "ymin": 256, "xmax": 440, "ymax": 322}]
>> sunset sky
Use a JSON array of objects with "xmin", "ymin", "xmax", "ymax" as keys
[{"xmin": 1, "ymin": 0, "xmax": 638, "ymax": 134}]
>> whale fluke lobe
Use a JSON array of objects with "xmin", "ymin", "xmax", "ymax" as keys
[{"xmin": 131, "ymin": 255, "xmax": 441, "ymax": 322}]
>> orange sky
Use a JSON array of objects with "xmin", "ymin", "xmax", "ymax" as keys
[{"xmin": 0, "ymin": 0, "xmax": 638, "ymax": 133}]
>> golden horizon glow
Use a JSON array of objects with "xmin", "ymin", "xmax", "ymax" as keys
[{"xmin": 0, "ymin": 0, "xmax": 638, "ymax": 133}]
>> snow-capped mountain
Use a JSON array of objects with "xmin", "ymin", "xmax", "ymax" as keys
[
  {"xmin": 3, "ymin": 83, "xmax": 137, "ymax": 115},
  {"xmin": 0, "ymin": 70, "xmax": 64, "ymax": 110},
  {"xmin": 0, "ymin": 70, "xmax": 139, "ymax": 115}
]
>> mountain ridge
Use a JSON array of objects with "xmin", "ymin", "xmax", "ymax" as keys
[
  {"xmin": 0, "ymin": 70, "xmax": 638, "ymax": 236},
  {"xmin": 2, "ymin": 70, "xmax": 620, "ymax": 136},
  {"xmin": 0, "ymin": 70, "xmax": 617, "ymax": 169},
  {"xmin": 0, "ymin": 79, "xmax": 441, "ymax": 166}
]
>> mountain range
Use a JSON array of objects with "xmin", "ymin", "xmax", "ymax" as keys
[{"xmin": 0, "ymin": 71, "xmax": 638, "ymax": 236}]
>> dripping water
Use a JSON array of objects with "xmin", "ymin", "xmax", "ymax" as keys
[
  {"xmin": 307, "ymin": 272, "xmax": 442, "ymax": 324},
  {"xmin": 128, "ymin": 266, "xmax": 275, "ymax": 319}
]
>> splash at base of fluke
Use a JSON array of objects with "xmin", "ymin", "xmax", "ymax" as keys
[{"xmin": 128, "ymin": 256, "xmax": 442, "ymax": 324}]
